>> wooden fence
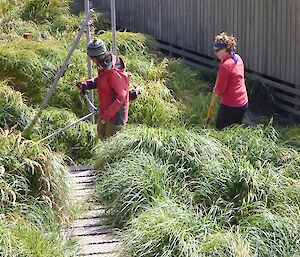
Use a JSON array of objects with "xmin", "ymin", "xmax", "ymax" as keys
[{"xmin": 75, "ymin": 0, "xmax": 300, "ymax": 117}]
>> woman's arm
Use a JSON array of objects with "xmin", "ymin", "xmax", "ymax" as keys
[{"xmin": 214, "ymin": 65, "xmax": 230, "ymax": 95}]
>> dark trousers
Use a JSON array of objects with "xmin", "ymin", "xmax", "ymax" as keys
[
  {"xmin": 97, "ymin": 120, "xmax": 124, "ymax": 141},
  {"xmin": 216, "ymin": 103, "xmax": 248, "ymax": 130}
]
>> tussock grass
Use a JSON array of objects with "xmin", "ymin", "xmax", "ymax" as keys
[
  {"xmin": 279, "ymin": 126, "xmax": 300, "ymax": 151},
  {"xmin": 0, "ymin": 38, "xmax": 88, "ymax": 114},
  {"xmin": 95, "ymin": 125, "xmax": 300, "ymax": 256},
  {"xmin": 240, "ymin": 208, "xmax": 300, "ymax": 256},
  {"xmin": 32, "ymin": 107, "xmax": 97, "ymax": 162},
  {"xmin": 95, "ymin": 125, "xmax": 228, "ymax": 168},
  {"xmin": 122, "ymin": 199, "xmax": 213, "ymax": 257},
  {"xmin": 0, "ymin": 130, "xmax": 71, "ymax": 220},
  {"xmin": 95, "ymin": 152, "xmax": 190, "ymax": 226},
  {"xmin": 0, "ymin": 81, "xmax": 33, "ymax": 129},
  {"xmin": 0, "ymin": 83, "xmax": 95, "ymax": 162},
  {"xmin": 100, "ymin": 31, "xmax": 158, "ymax": 56},
  {"xmin": 0, "ymin": 213, "xmax": 76, "ymax": 257},
  {"xmin": 210, "ymin": 125, "xmax": 300, "ymax": 179}
]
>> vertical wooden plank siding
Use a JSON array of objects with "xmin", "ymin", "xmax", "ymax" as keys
[{"xmin": 88, "ymin": 0, "xmax": 300, "ymax": 114}]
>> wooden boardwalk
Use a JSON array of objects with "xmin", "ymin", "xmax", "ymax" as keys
[{"xmin": 64, "ymin": 165, "xmax": 120, "ymax": 257}]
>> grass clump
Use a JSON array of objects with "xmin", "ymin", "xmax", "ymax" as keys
[
  {"xmin": 0, "ymin": 130, "xmax": 71, "ymax": 219},
  {"xmin": 0, "ymin": 213, "xmax": 75, "ymax": 257},
  {"xmin": 32, "ymin": 108, "xmax": 97, "ymax": 162},
  {"xmin": 0, "ymin": 38, "xmax": 88, "ymax": 114},
  {"xmin": 122, "ymin": 199, "xmax": 210, "ymax": 257},
  {"xmin": 95, "ymin": 125, "xmax": 300, "ymax": 256},
  {"xmin": 95, "ymin": 153, "xmax": 188, "ymax": 226},
  {"xmin": 0, "ymin": 81, "xmax": 33, "ymax": 129},
  {"xmin": 0, "ymin": 128, "xmax": 76, "ymax": 255},
  {"xmin": 21, "ymin": 0, "xmax": 70, "ymax": 24},
  {"xmin": 100, "ymin": 31, "xmax": 158, "ymax": 56},
  {"xmin": 279, "ymin": 126, "xmax": 300, "ymax": 151},
  {"xmin": 95, "ymin": 125, "xmax": 228, "ymax": 169},
  {"xmin": 240, "ymin": 208, "xmax": 300, "ymax": 256},
  {"xmin": 210, "ymin": 124, "xmax": 300, "ymax": 169}
]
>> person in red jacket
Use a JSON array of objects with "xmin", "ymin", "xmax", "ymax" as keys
[
  {"xmin": 77, "ymin": 39, "xmax": 129, "ymax": 140},
  {"xmin": 213, "ymin": 32, "xmax": 248, "ymax": 130}
]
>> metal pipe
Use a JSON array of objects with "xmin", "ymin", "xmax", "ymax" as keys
[
  {"xmin": 85, "ymin": 0, "xmax": 95, "ymax": 123},
  {"xmin": 84, "ymin": 94, "xmax": 98, "ymax": 111},
  {"xmin": 32, "ymin": 110, "xmax": 98, "ymax": 146},
  {"xmin": 23, "ymin": 10, "xmax": 94, "ymax": 136},
  {"xmin": 110, "ymin": 0, "xmax": 117, "ymax": 54}
]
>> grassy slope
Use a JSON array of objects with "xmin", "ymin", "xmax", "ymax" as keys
[
  {"xmin": 1, "ymin": 1, "xmax": 299, "ymax": 256},
  {"xmin": 94, "ymin": 125, "xmax": 300, "ymax": 256}
]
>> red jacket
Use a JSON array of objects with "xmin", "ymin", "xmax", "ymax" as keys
[
  {"xmin": 214, "ymin": 54, "xmax": 248, "ymax": 107},
  {"xmin": 86, "ymin": 54, "xmax": 129, "ymax": 125}
]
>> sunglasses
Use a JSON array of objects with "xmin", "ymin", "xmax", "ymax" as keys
[{"xmin": 214, "ymin": 48, "xmax": 222, "ymax": 53}]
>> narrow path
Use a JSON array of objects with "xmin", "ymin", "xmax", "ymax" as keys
[{"xmin": 64, "ymin": 165, "xmax": 120, "ymax": 257}]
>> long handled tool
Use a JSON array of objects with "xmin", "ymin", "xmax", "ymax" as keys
[
  {"xmin": 32, "ymin": 92, "xmax": 98, "ymax": 146},
  {"xmin": 204, "ymin": 92, "xmax": 216, "ymax": 128},
  {"xmin": 23, "ymin": 9, "xmax": 94, "ymax": 138},
  {"xmin": 33, "ymin": 110, "xmax": 97, "ymax": 146}
]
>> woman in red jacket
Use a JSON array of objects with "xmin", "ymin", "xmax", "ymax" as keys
[{"xmin": 213, "ymin": 32, "xmax": 248, "ymax": 130}]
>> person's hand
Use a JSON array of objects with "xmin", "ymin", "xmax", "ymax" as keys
[
  {"xmin": 75, "ymin": 82, "xmax": 87, "ymax": 94},
  {"xmin": 213, "ymin": 85, "xmax": 217, "ymax": 94}
]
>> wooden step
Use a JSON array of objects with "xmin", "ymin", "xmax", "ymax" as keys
[
  {"xmin": 76, "ymin": 234, "xmax": 119, "ymax": 245},
  {"xmin": 66, "ymin": 165, "xmax": 120, "ymax": 257},
  {"xmin": 68, "ymin": 165, "xmax": 95, "ymax": 172},
  {"xmin": 71, "ymin": 218, "xmax": 112, "ymax": 229},
  {"xmin": 77, "ymin": 242, "xmax": 120, "ymax": 256},
  {"xmin": 78, "ymin": 208, "xmax": 106, "ymax": 219},
  {"xmin": 69, "ymin": 176, "xmax": 96, "ymax": 184},
  {"xmin": 68, "ymin": 169, "xmax": 96, "ymax": 177},
  {"xmin": 67, "ymin": 224, "xmax": 115, "ymax": 237}
]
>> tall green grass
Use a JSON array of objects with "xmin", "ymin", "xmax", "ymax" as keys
[
  {"xmin": 0, "ymin": 127, "xmax": 76, "ymax": 256},
  {"xmin": 210, "ymin": 125, "xmax": 300, "ymax": 179},
  {"xmin": 95, "ymin": 125, "xmax": 300, "ymax": 256},
  {"xmin": 0, "ymin": 130, "xmax": 71, "ymax": 219},
  {"xmin": 0, "ymin": 212, "xmax": 75, "ymax": 257},
  {"xmin": 32, "ymin": 108, "xmax": 97, "ymax": 162},
  {"xmin": 0, "ymin": 82, "xmax": 96, "ymax": 162},
  {"xmin": 0, "ymin": 38, "xmax": 88, "ymax": 114},
  {"xmin": 122, "ymin": 199, "xmax": 215, "ymax": 257},
  {"xmin": 95, "ymin": 152, "xmax": 190, "ymax": 226},
  {"xmin": 0, "ymin": 81, "xmax": 33, "ymax": 129},
  {"xmin": 279, "ymin": 126, "xmax": 300, "ymax": 151}
]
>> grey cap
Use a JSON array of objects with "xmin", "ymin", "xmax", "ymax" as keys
[{"xmin": 87, "ymin": 39, "xmax": 107, "ymax": 57}]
